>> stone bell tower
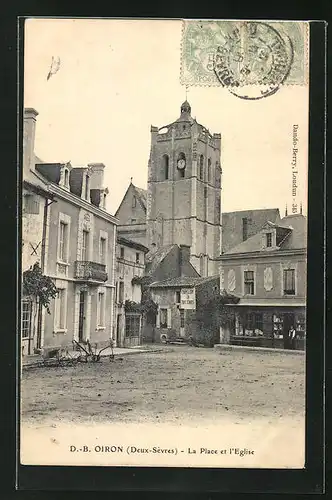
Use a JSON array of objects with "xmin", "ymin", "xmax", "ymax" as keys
[{"xmin": 146, "ymin": 101, "xmax": 222, "ymax": 276}]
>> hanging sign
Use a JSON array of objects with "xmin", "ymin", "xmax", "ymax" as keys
[{"xmin": 180, "ymin": 288, "xmax": 196, "ymax": 309}]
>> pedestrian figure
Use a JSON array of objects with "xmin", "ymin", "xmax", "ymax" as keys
[{"xmin": 289, "ymin": 326, "xmax": 296, "ymax": 349}]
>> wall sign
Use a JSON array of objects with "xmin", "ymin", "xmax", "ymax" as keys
[{"xmin": 180, "ymin": 288, "xmax": 196, "ymax": 309}]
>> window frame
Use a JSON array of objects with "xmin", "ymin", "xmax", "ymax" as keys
[
  {"xmin": 21, "ymin": 299, "xmax": 33, "ymax": 339},
  {"xmin": 266, "ymin": 232, "xmax": 272, "ymax": 247},
  {"xmin": 54, "ymin": 287, "xmax": 67, "ymax": 332},
  {"xmin": 244, "ymin": 270, "xmax": 255, "ymax": 295},
  {"xmin": 159, "ymin": 308, "xmax": 168, "ymax": 328},
  {"xmin": 283, "ymin": 268, "xmax": 296, "ymax": 295},
  {"xmin": 97, "ymin": 291, "xmax": 106, "ymax": 328},
  {"xmin": 81, "ymin": 229, "xmax": 89, "ymax": 261}
]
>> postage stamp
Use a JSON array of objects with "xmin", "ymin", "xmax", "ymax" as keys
[{"xmin": 181, "ymin": 20, "xmax": 309, "ymax": 98}]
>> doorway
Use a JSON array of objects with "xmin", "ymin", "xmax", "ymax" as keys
[
  {"xmin": 78, "ymin": 291, "xmax": 86, "ymax": 342},
  {"xmin": 116, "ymin": 314, "xmax": 122, "ymax": 347},
  {"xmin": 283, "ymin": 312, "xmax": 295, "ymax": 349}
]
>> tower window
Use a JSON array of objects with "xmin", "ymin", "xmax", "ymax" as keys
[
  {"xmin": 162, "ymin": 154, "xmax": 169, "ymax": 180},
  {"xmin": 207, "ymin": 158, "xmax": 211, "ymax": 182},
  {"xmin": 132, "ymin": 196, "xmax": 137, "ymax": 208},
  {"xmin": 199, "ymin": 155, "xmax": 204, "ymax": 181}
]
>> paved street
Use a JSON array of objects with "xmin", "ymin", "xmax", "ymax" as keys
[{"xmin": 21, "ymin": 346, "xmax": 305, "ymax": 425}]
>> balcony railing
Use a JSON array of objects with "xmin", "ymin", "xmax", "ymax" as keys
[{"xmin": 74, "ymin": 261, "xmax": 108, "ymax": 283}]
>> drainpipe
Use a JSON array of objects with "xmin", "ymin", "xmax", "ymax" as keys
[{"xmin": 36, "ymin": 196, "xmax": 55, "ymax": 350}]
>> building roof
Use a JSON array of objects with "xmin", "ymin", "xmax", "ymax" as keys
[
  {"xmin": 117, "ymin": 236, "xmax": 149, "ymax": 253},
  {"xmin": 221, "ymin": 208, "xmax": 281, "ymax": 254},
  {"xmin": 145, "ymin": 244, "xmax": 177, "ymax": 276},
  {"xmin": 223, "ymin": 213, "xmax": 307, "ymax": 255},
  {"xmin": 149, "ymin": 275, "xmax": 219, "ymax": 289},
  {"xmin": 133, "ymin": 185, "xmax": 147, "ymax": 211}
]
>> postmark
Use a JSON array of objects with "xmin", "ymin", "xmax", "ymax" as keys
[
  {"xmin": 213, "ymin": 22, "xmax": 293, "ymax": 100},
  {"xmin": 180, "ymin": 20, "xmax": 309, "ymax": 96}
]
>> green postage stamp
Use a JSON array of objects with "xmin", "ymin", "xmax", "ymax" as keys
[{"xmin": 181, "ymin": 20, "xmax": 309, "ymax": 99}]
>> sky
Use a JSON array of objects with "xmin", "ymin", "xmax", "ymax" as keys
[{"xmin": 24, "ymin": 18, "xmax": 309, "ymax": 217}]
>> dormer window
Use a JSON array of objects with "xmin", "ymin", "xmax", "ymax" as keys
[{"xmin": 266, "ymin": 233, "xmax": 272, "ymax": 247}]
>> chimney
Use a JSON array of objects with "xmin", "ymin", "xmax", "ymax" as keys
[
  {"xmin": 179, "ymin": 245, "xmax": 191, "ymax": 276},
  {"xmin": 23, "ymin": 108, "xmax": 38, "ymax": 175},
  {"xmin": 88, "ymin": 163, "xmax": 105, "ymax": 190}
]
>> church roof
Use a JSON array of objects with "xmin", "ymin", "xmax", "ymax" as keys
[
  {"xmin": 145, "ymin": 244, "xmax": 177, "ymax": 276},
  {"xmin": 133, "ymin": 185, "xmax": 147, "ymax": 211}
]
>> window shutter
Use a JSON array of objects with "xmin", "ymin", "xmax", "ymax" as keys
[
  {"xmin": 167, "ymin": 308, "xmax": 171, "ymax": 329},
  {"xmin": 24, "ymin": 194, "xmax": 40, "ymax": 214}
]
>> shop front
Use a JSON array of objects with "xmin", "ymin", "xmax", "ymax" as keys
[{"xmin": 229, "ymin": 306, "xmax": 306, "ymax": 350}]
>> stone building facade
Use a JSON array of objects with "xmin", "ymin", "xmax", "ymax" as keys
[
  {"xmin": 21, "ymin": 108, "xmax": 54, "ymax": 354},
  {"xmin": 218, "ymin": 214, "xmax": 307, "ymax": 350},
  {"xmin": 147, "ymin": 101, "xmax": 222, "ymax": 276},
  {"xmin": 114, "ymin": 236, "xmax": 149, "ymax": 347},
  {"xmin": 22, "ymin": 107, "xmax": 118, "ymax": 352},
  {"xmin": 115, "ymin": 101, "xmax": 223, "ymax": 277},
  {"xmin": 36, "ymin": 160, "xmax": 118, "ymax": 349}
]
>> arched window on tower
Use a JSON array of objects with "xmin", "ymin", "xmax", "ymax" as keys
[
  {"xmin": 162, "ymin": 154, "xmax": 169, "ymax": 180},
  {"xmin": 199, "ymin": 155, "xmax": 204, "ymax": 181},
  {"xmin": 207, "ymin": 158, "xmax": 211, "ymax": 183}
]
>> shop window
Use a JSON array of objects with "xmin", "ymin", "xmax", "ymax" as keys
[
  {"xmin": 244, "ymin": 270, "xmax": 255, "ymax": 295},
  {"xmin": 244, "ymin": 312, "xmax": 263, "ymax": 336}
]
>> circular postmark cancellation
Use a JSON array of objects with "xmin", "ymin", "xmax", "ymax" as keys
[{"xmin": 213, "ymin": 21, "xmax": 294, "ymax": 100}]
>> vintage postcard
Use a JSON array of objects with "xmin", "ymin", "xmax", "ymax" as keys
[{"xmin": 20, "ymin": 18, "xmax": 309, "ymax": 470}]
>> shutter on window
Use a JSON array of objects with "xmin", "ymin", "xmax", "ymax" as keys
[
  {"xmin": 167, "ymin": 308, "xmax": 171, "ymax": 329},
  {"xmin": 24, "ymin": 195, "xmax": 40, "ymax": 214}
]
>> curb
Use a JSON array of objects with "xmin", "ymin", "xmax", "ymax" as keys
[{"xmin": 214, "ymin": 344, "xmax": 305, "ymax": 355}]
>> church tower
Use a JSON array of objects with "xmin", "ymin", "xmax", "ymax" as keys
[{"xmin": 146, "ymin": 101, "xmax": 222, "ymax": 276}]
